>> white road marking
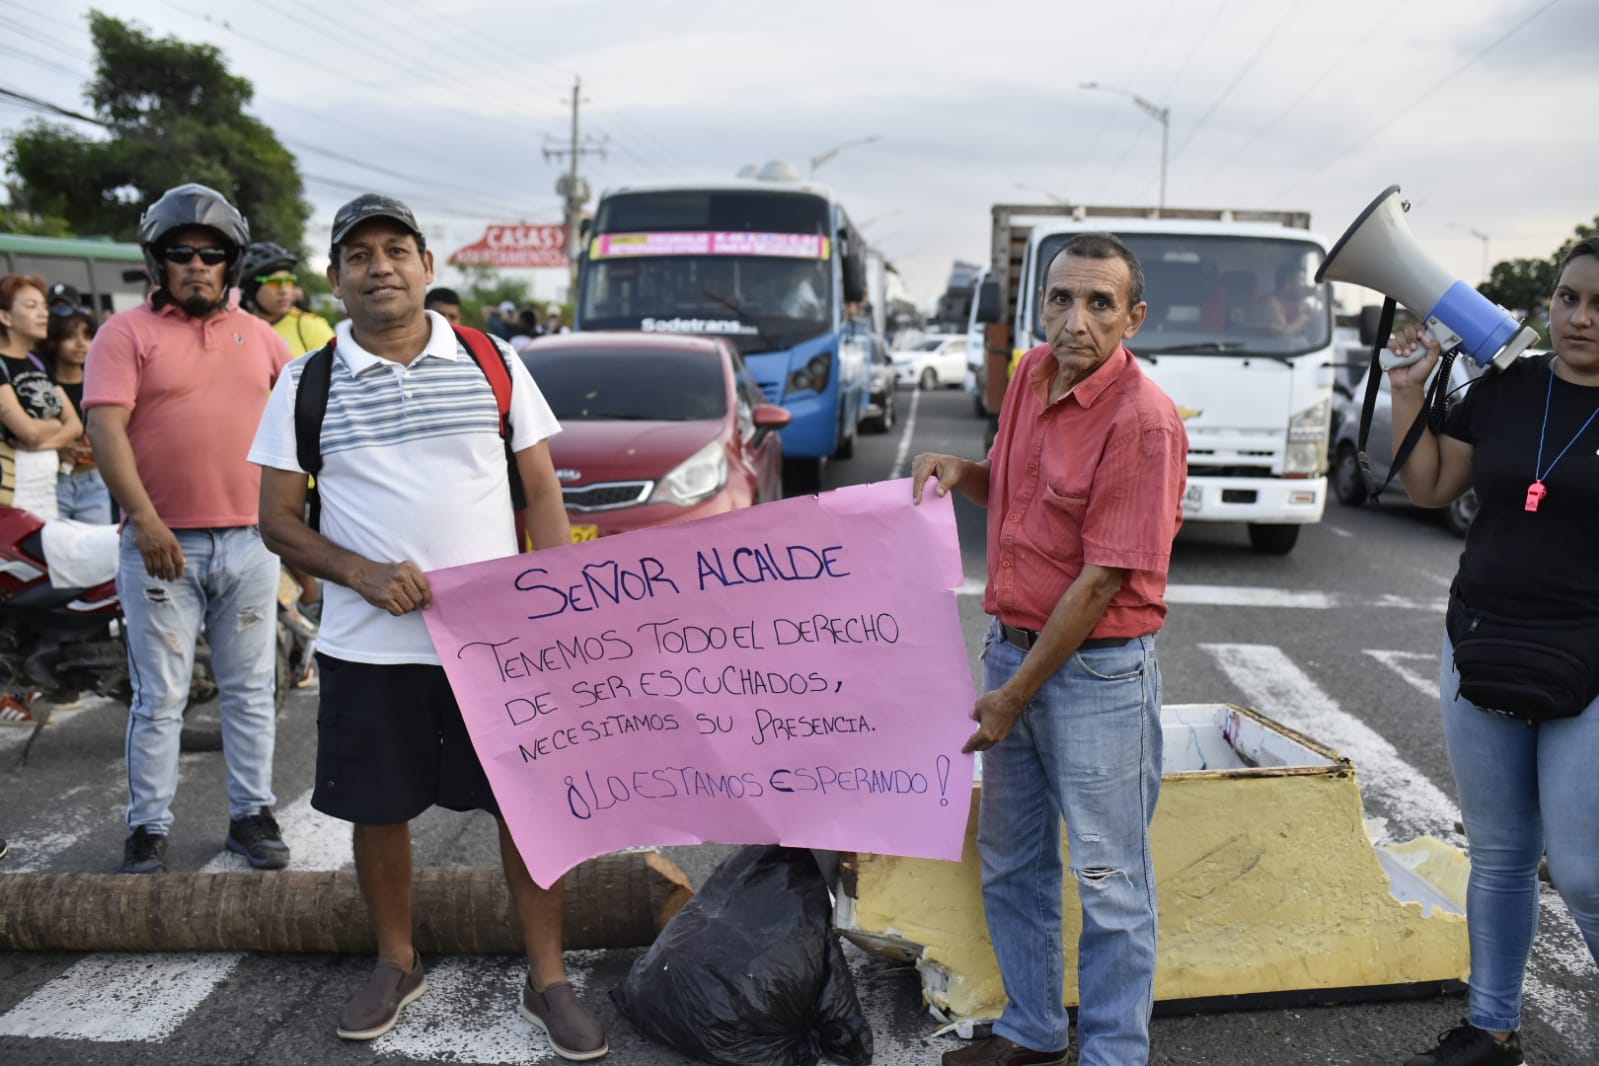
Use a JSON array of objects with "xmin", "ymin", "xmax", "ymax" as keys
[
  {"xmin": 0, "ymin": 954, "xmax": 243, "ymax": 1042},
  {"xmin": 0, "ymin": 785, "xmax": 347, "ymax": 1043},
  {"xmin": 0, "ymin": 694, "xmax": 114, "ymax": 753},
  {"xmin": 1322, "ymin": 523, "xmax": 1354, "ymax": 538},
  {"xmin": 888, "ymin": 387, "xmax": 922, "ymax": 480},
  {"xmin": 955, "ymin": 581, "xmax": 1447, "ymax": 612},
  {"xmin": 200, "ymin": 787, "xmax": 354, "ymax": 873},
  {"xmin": 1205, "ymin": 642, "xmax": 1597, "ymax": 1048},
  {"xmin": 0, "ymin": 781, "xmax": 111, "ymax": 872},
  {"xmin": 375, "ymin": 954, "xmax": 580, "ymax": 1063},
  {"xmin": 1365, "ymin": 649, "xmax": 1441, "ymax": 700}
]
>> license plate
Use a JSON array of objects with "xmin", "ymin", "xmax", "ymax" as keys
[
  {"xmin": 1183, "ymin": 484, "xmax": 1203, "ymax": 513},
  {"xmin": 571, "ymin": 524, "xmax": 599, "ymax": 543}
]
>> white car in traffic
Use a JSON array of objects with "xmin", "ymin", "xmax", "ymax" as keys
[{"xmin": 892, "ymin": 335, "xmax": 968, "ymax": 390}]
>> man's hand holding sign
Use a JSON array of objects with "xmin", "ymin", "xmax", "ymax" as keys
[{"xmin": 422, "ymin": 478, "xmax": 976, "ymax": 888}]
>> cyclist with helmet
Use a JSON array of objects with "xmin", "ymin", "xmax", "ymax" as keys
[
  {"xmin": 241, "ymin": 241, "xmax": 334, "ymax": 358},
  {"xmin": 83, "ymin": 183, "xmax": 295, "ymax": 875}
]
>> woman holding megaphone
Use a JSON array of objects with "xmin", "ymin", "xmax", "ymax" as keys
[{"xmin": 1388, "ymin": 237, "xmax": 1599, "ymax": 1066}]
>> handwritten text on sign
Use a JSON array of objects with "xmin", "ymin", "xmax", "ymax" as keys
[{"xmin": 422, "ymin": 479, "xmax": 976, "ymax": 887}]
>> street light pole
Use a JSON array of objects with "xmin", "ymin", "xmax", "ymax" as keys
[
  {"xmin": 1448, "ymin": 223, "xmax": 1492, "ymax": 281},
  {"xmin": 809, "ymin": 135, "xmax": 882, "ymax": 178},
  {"xmin": 1079, "ymin": 82, "xmax": 1170, "ymax": 212}
]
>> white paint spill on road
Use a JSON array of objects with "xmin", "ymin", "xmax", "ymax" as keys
[
  {"xmin": 1365, "ymin": 649, "xmax": 1441, "ymax": 700},
  {"xmin": 199, "ymin": 786, "xmax": 353, "ymax": 873},
  {"xmin": 888, "ymin": 386, "xmax": 922, "ymax": 480},
  {"xmin": 0, "ymin": 954, "xmax": 242, "ymax": 1042},
  {"xmin": 1205, "ymin": 642, "xmax": 1597, "ymax": 1050}
]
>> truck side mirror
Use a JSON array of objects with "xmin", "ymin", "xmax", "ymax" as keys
[{"xmin": 975, "ymin": 278, "xmax": 1001, "ymax": 324}]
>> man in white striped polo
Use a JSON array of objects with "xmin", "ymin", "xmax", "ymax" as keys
[{"xmin": 248, "ymin": 195, "xmax": 607, "ymax": 1061}]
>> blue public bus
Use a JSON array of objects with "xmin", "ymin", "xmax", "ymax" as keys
[{"xmin": 574, "ymin": 180, "xmax": 871, "ymax": 494}]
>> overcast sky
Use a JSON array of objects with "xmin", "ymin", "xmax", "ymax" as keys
[{"xmin": 1, "ymin": 0, "xmax": 1592, "ymax": 308}]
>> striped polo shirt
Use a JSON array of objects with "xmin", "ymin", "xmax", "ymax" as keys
[{"xmin": 249, "ymin": 310, "xmax": 560, "ymax": 665}]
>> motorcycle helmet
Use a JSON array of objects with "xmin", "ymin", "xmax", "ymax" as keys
[
  {"xmin": 138, "ymin": 183, "xmax": 251, "ymax": 294},
  {"xmin": 239, "ymin": 241, "xmax": 298, "ymax": 311}
]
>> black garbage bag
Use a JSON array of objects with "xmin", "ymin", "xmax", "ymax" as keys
[{"xmin": 612, "ymin": 845, "xmax": 873, "ymax": 1066}]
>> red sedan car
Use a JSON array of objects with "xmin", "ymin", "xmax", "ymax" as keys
[{"xmin": 519, "ymin": 331, "xmax": 791, "ymax": 540}]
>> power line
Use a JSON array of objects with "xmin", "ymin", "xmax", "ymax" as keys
[
  {"xmin": 1274, "ymin": 0, "xmax": 1562, "ymax": 198},
  {"xmin": 0, "ymin": 84, "xmax": 104, "ymax": 127},
  {"xmin": 1167, "ymin": 0, "xmax": 1309, "ymax": 164},
  {"xmin": 1195, "ymin": 0, "xmax": 1405, "ymax": 194}
]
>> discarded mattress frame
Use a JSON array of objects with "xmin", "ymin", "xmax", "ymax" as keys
[{"xmin": 836, "ymin": 703, "xmax": 1469, "ymax": 1023}]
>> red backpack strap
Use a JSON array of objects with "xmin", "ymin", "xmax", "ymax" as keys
[
  {"xmin": 451, "ymin": 326, "xmax": 529, "ymax": 534},
  {"xmin": 453, "ymin": 326, "xmax": 513, "ymax": 438}
]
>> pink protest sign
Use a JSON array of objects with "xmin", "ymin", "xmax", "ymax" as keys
[{"xmin": 422, "ymin": 479, "xmax": 976, "ymax": 888}]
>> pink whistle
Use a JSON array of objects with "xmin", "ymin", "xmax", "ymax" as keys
[{"xmin": 1525, "ymin": 481, "xmax": 1547, "ymax": 512}]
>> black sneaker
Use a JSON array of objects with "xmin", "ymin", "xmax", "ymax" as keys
[
  {"xmin": 119, "ymin": 826, "xmax": 168, "ymax": 874},
  {"xmin": 1403, "ymin": 1021, "xmax": 1525, "ymax": 1066},
  {"xmin": 226, "ymin": 808, "xmax": 290, "ymax": 870}
]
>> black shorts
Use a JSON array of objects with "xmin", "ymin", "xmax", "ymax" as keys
[{"xmin": 311, "ymin": 654, "xmax": 501, "ymax": 825}]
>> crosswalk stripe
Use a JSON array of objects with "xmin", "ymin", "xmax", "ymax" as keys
[
  {"xmin": 1364, "ymin": 649, "xmax": 1441, "ymax": 700},
  {"xmin": 0, "ymin": 954, "xmax": 243, "ymax": 1042},
  {"xmin": 1203, "ymin": 641, "xmax": 1597, "ymax": 1049},
  {"xmin": 954, "ymin": 579, "xmax": 1447, "ymax": 611}
]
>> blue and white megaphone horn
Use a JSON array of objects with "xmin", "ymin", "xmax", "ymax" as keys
[{"xmin": 1315, "ymin": 185, "xmax": 1538, "ymax": 372}]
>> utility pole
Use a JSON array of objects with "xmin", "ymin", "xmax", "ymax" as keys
[{"xmin": 542, "ymin": 77, "xmax": 607, "ymax": 300}]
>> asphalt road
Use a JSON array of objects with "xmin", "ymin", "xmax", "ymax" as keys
[{"xmin": 1, "ymin": 385, "xmax": 1594, "ymax": 1065}]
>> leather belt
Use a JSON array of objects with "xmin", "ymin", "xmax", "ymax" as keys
[{"xmin": 999, "ymin": 623, "xmax": 1134, "ymax": 652}]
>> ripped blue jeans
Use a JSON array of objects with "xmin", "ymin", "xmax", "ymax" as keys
[
  {"xmin": 978, "ymin": 620, "xmax": 1163, "ymax": 1066},
  {"xmin": 119, "ymin": 526, "xmax": 279, "ymax": 833}
]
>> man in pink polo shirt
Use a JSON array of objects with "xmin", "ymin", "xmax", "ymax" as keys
[
  {"xmin": 914, "ymin": 233, "xmax": 1187, "ymax": 1066},
  {"xmin": 84, "ymin": 184, "xmax": 293, "ymax": 875}
]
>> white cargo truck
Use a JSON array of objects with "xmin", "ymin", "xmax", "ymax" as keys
[{"xmin": 975, "ymin": 203, "xmax": 1336, "ymax": 554}]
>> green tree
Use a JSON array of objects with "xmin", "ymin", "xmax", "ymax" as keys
[
  {"xmin": 3, "ymin": 11, "xmax": 308, "ymax": 251},
  {"xmin": 1480, "ymin": 215, "xmax": 1599, "ymax": 318}
]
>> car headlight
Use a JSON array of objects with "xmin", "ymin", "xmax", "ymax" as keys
[
  {"xmin": 1284, "ymin": 397, "xmax": 1330, "ymax": 476},
  {"xmin": 649, "ymin": 440, "xmax": 728, "ymax": 506}
]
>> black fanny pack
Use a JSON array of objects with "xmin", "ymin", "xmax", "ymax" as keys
[{"xmin": 1446, "ymin": 589, "xmax": 1599, "ymax": 722}]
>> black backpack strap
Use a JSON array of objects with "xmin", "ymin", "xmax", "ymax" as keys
[
  {"xmin": 292, "ymin": 340, "xmax": 336, "ymax": 532},
  {"xmin": 1357, "ymin": 298, "xmax": 1457, "ymax": 501}
]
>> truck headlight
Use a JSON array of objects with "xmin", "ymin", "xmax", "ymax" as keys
[
  {"xmin": 1284, "ymin": 398, "xmax": 1330, "ymax": 476},
  {"xmin": 650, "ymin": 440, "xmax": 728, "ymax": 506}
]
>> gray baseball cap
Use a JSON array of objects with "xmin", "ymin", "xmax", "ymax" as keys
[{"xmin": 330, "ymin": 194, "xmax": 423, "ymax": 247}]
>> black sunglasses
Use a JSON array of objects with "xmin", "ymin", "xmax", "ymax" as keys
[{"xmin": 162, "ymin": 245, "xmax": 230, "ymax": 266}]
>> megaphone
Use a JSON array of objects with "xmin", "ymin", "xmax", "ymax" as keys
[{"xmin": 1315, "ymin": 185, "xmax": 1538, "ymax": 371}]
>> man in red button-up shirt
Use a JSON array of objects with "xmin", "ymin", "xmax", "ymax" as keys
[{"xmin": 914, "ymin": 233, "xmax": 1186, "ymax": 1066}]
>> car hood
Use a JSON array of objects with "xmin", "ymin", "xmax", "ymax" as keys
[{"xmin": 547, "ymin": 419, "xmax": 722, "ymax": 482}]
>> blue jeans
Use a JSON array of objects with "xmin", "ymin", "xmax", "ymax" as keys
[
  {"xmin": 56, "ymin": 467, "xmax": 112, "ymax": 523},
  {"xmin": 978, "ymin": 621, "xmax": 1163, "ymax": 1065},
  {"xmin": 119, "ymin": 526, "xmax": 280, "ymax": 833},
  {"xmin": 1440, "ymin": 635, "xmax": 1599, "ymax": 1033}
]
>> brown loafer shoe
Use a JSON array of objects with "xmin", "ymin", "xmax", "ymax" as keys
[
  {"xmin": 337, "ymin": 952, "xmax": 427, "ymax": 1041},
  {"xmin": 942, "ymin": 1034, "xmax": 1069, "ymax": 1066},
  {"xmin": 520, "ymin": 978, "xmax": 607, "ymax": 1061}
]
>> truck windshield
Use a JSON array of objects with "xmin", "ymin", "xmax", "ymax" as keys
[
  {"xmin": 1032, "ymin": 234, "xmax": 1331, "ymax": 357},
  {"xmin": 580, "ymin": 190, "xmax": 834, "ymax": 355}
]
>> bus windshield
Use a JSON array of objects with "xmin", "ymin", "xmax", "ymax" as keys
[
  {"xmin": 579, "ymin": 190, "xmax": 834, "ymax": 354},
  {"xmin": 1031, "ymin": 234, "xmax": 1331, "ymax": 356}
]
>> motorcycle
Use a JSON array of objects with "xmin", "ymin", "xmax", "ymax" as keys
[{"xmin": 0, "ymin": 507, "xmax": 310, "ymax": 763}]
